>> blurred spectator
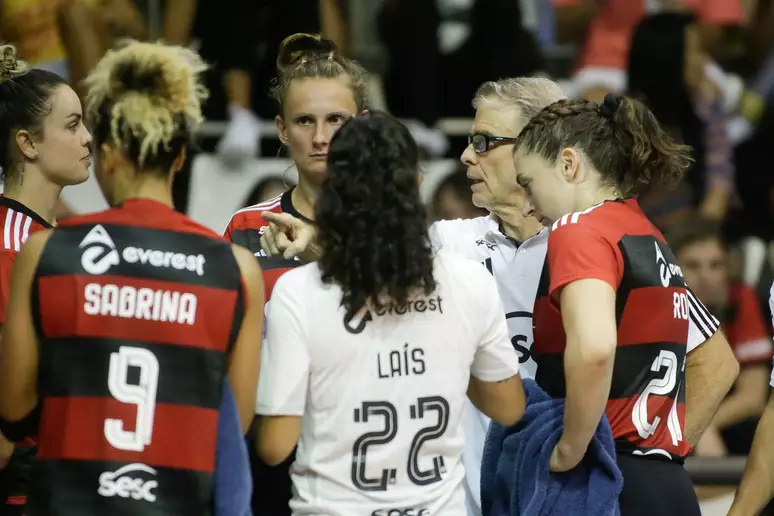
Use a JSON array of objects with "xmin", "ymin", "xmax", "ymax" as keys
[
  {"xmin": 628, "ymin": 13, "xmax": 735, "ymax": 231},
  {"xmin": 378, "ymin": 0, "xmax": 544, "ymax": 156},
  {"xmin": 431, "ymin": 167, "xmax": 487, "ymax": 221},
  {"xmin": 669, "ymin": 218, "xmax": 772, "ymax": 457},
  {"xmin": 553, "ymin": 0, "xmax": 744, "ymax": 101},
  {"xmin": 0, "ymin": 0, "xmax": 145, "ymax": 93},
  {"xmin": 242, "ymin": 177, "xmax": 289, "ymax": 207}
]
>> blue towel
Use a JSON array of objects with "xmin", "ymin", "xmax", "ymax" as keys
[
  {"xmin": 214, "ymin": 379, "xmax": 253, "ymax": 516},
  {"xmin": 480, "ymin": 379, "xmax": 623, "ymax": 516}
]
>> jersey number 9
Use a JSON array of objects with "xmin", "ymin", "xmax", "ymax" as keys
[
  {"xmin": 104, "ymin": 346, "xmax": 160, "ymax": 452},
  {"xmin": 351, "ymin": 396, "xmax": 450, "ymax": 491}
]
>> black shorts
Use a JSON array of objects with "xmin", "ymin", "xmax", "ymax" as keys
[
  {"xmin": 0, "ymin": 445, "xmax": 35, "ymax": 516},
  {"xmin": 617, "ymin": 454, "xmax": 700, "ymax": 516}
]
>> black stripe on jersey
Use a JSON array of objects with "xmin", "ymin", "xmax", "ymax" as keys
[
  {"xmin": 28, "ymin": 459, "xmax": 212, "ymax": 516},
  {"xmin": 38, "ymin": 225, "xmax": 241, "ymax": 291},
  {"xmin": 686, "ymin": 287, "xmax": 719, "ymax": 338},
  {"xmin": 230, "ymin": 228, "xmax": 262, "ymax": 254},
  {"xmin": 259, "ymin": 255, "xmax": 300, "ymax": 271},
  {"xmin": 534, "ymin": 341, "xmax": 686, "ymax": 400},
  {"xmin": 39, "ymin": 337, "xmax": 227, "ymax": 410}
]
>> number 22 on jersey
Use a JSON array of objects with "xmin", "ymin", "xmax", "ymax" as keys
[
  {"xmin": 352, "ymin": 396, "xmax": 450, "ymax": 491},
  {"xmin": 104, "ymin": 346, "xmax": 160, "ymax": 452}
]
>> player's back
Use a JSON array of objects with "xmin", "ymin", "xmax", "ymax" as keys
[
  {"xmin": 27, "ymin": 199, "xmax": 245, "ymax": 516},
  {"xmin": 265, "ymin": 251, "xmax": 518, "ymax": 515}
]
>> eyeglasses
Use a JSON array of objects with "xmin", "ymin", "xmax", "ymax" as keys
[{"xmin": 468, "ymin": 134, "xmax": 520, "ymax": 154}]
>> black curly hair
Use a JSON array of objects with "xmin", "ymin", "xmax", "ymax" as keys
[{"xmin": 315, "ymin": 111, "xmax": 436, "ymax": 315}]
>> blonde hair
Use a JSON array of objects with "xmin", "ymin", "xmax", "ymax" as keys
[
  {"xmin": 472, "ymin": 77, "xmax": 567, "ymax": 126},
  {"xmin": 84, "ymin": 40, "xmax": 209, "ymax": 169},
  {"xmin": 269, "ymin": 33, "xmax": 369, "ymax": 115}
]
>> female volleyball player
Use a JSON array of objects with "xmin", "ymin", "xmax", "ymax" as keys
[
  {"xmin": 0, "ymin": 40, "xmax": 263, "ymax": 516},
  {"xmin": 222, "ymin": 32, "xmax": 369, "ymax": 516},
  {"xmin": 0, "ymin": 42, "xmax": 92, "ymax": 516},
  {"xmin": 223, "ymin": 32, "xmax": 367, "ymax": 297},
  {"xmin": 256, "ymin": 111, "xmax": 525, "ymax": 515},
  {"xmin": 513, "ymin": 94, "xmax": 738, "ymax": 516}
]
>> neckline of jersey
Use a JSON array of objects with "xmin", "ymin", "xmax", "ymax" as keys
[
  {"xmin": 281, "ymin": 187, "xmax": 315, "ymax": 224},
  {"xmin": 0, "ymin": 195, "xmax": 53, "ymax": 228}
]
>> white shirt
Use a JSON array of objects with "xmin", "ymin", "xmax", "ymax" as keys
[
  {"xmin": 427, "ymin": 215, "xmax": 718, "ymax": 516},
  {"xmin": 428, "ymin": 216, "xmax": 546, "ymax": 516},
  {"xmin": 257, "ymin": 251, "xmax": 521, "ymax": 516}
]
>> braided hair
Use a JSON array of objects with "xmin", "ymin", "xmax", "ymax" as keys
[
  {"xmin": 514, "ymin": 94, "xmax": 692, "ymax": 197},
  {"xmin": 315, "ymin": 111, "xmax": 435, "ymax": 315}
]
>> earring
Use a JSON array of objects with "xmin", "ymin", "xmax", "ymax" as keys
[{"xmin": 30, "ymin": 153, "xmax": 39, "ymax": 160}]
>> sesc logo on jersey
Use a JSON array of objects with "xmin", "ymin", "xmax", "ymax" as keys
[
  {"xmin": 79, "ymin": 224, "xmax": 206, "ymax": 276},
  {"xmin": 98, "ymin": 463, "xmax": 158, "ymax": 503}
]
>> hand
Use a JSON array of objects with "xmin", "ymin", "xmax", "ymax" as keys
[
  {"xmin": 549, "ymin": 438, "xmax": 586, "ymax": 473},
  {"xmin": 261, "ymin": 212, "xmax": 320, "ymax": 262},
  {"xmin": 693, "ymin": 425, "xmax": 727, "ymax": 458}
]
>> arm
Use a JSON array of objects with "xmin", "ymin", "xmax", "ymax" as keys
[
  {"xmin": 553, "ymin": 278, "xmax": 617, "ymax": 469},
  {"xmin": 163, "ymin": 0, "xmax": 198, "ymax": 45},
  {"xmin": 228, "ymin": 245, "xmax": 265, "ymax": 433},
  {"xmin": 255, "ymin": 274, "xmax": 309, "ymax": 466},
  {"xmin": 712, "ymin": 363, "xmax": 769, "ymax": 430},
  {"xmin": 466, "ymin": 266, "xmax": 526, "ymax": 425},
  {"xmin": 0, "ymin": 231, "xmax": 50, "ymax": 422},
  {"xmin": 319, "ymin": 0, "xmax": 348, "ymax": 54},
  {"xmin": 684, "ymin": 330, "xmax": 739, "ymax": 445},
  {"xmin": 728, "ymin": 391, "xmax": 774, "ymax": 516},
  {"xmin": 467, "ymin": 376, "xmax": 525, "ymax": 426}
]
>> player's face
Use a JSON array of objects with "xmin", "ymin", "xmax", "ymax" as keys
[
  {"xmin": 461, "ymin": 102, "xmax": 526, "ymax": 212},
  {"xmin": 677, "ymin": 237, "xmax": 729, "ymax": 308},
  {"xmin": 276, "ymin": 77, "xmax": 358, "ymax": 184},
  {"xmin": 35, "ymin": 85, "xmax": 92, "ymax": 186},
  {"xmin": 513, "ymin": 149, "xmax": 574, "ymax": 226}
]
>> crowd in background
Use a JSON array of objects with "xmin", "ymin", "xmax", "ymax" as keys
[{"xmin": 2, "ymin": 0, "xmax": 774, "ymax": 488}]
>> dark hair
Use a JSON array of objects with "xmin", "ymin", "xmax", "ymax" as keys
[
  {"xmin": 666, "ymin": 217, "xmax": 727, "ymax": 256},
  {"xmin": 270, "ymin": 33, "xmax": 369, "ymax": 115},
  {"xmin": 627, "ymin": 13, "xmax": 704, "ymax": 189},
  {"xmin": 84, "ymin": 40, "xmax": 209, "ymax": 173},
  {"xmin": 513, "ymin": 95, "xmax": 693, "ymax": 197},
  {"xmin": 242, "ymin": 177, "xmax": 287, "ymax": 208},
  {"xmin": 0, "ymin": 44, "xmax": 68, "ymax": 183},
  {"xmin": 315, "ymin": 111, "xmax": 435, "ymax": 315}
]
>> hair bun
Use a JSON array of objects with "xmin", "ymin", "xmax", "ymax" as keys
[
  {"xmin": 276, "ymin": 33, "xmax": 337, "ymax": 73},
  {"xmin": 0, "ymin": 44, "xmax": 29, "ymax": 84}
]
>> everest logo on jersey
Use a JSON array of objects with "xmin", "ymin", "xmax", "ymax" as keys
[
  {"xmin": 653, "ymin": 241, "xmax": 684, "ymax": 287},
  {"xmin": 98, "ymin": 463, "xmax": 158, "ymax": 502},
  {"xmin": 80, "ymin": 224, "xmax": 206, "ymax": 276}
]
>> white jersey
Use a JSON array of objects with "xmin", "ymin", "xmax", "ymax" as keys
[
  {"xmin": 428, "ymin": 215, "xmax": 718, "ymax": 516},
  {"xmin": 428, "ymin": 216, "xmax": 546, "ymax": 516},
  {"xmin": 257, "ymin": 251, "xmax": 521, "ymax": 516}
]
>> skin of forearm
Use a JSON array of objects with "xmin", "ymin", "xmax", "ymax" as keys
[
  {"xmin": 561, "ymin": 337, "xmax": 615, "ymax": 452},
  {"xmin": 684, "ymin": 337, "xmax": 739, "ymax": 445},
  {"xmin": 730, "ymin": 398, "xmax": 774, "ymax": 515}
]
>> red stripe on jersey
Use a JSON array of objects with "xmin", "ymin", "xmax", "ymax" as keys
[
  {"xmin": 606, "ymin": 396, "xmax": 689, "ymax": 458},
  {"xmin": 618, "ymin": 287, "xmax": 690, "ymax": 346},
  {"xmin": 37, "ymin": 275, "xmax": 238, "ymax": 351},
  {"xmin": 37, "ymin": 397, "xmax": 218, "ymax": 472},
  {"xmin": 263, "ymin": 266, "xmax": 292, "ymax": 301},
  {"xmin": 532, "ymin": 297, "xmax": 566, "ymax": 355}
]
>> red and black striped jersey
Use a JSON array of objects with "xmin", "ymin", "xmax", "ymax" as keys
[
  {"xmin": 224, "ymin": 188, "xmax": 311, "ymax": 302},
  {"xmin": 533, "ymin": 199, "xmax": 719, "ymax": 462},
  {"xmin": 0, "ymin": 196, "xmax": 53, "ymax": 324},
  {"xmin": 0, "ymin": 197, "xmax": 51, "ymax": 509},
  {"xmin": 28, "ymin": 199, "xmax": 245, "ymax": 516}
]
